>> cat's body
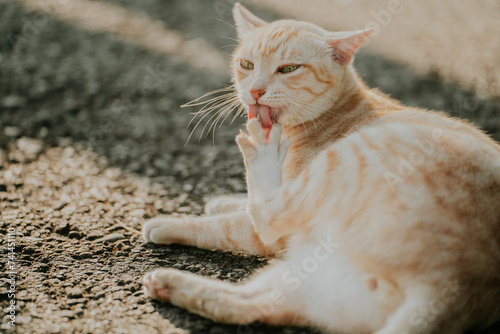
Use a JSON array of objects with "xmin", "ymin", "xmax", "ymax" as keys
[{"xmin": 143, "ymin": 4, "xmax": 500, "ymax": 333}]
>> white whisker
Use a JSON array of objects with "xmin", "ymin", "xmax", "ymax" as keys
[
  {"xmin": 186, "ymin": 96, "xmax": 238, "ymax": 130},
  {"xmin": 230, "ymin": 104, "xmax": 246, "ymax": 124},
  {"xmin": 216, "ymin": 18, "xmax": 237, "ymax": 30},
  {"xmin": 279, "ymin": 97, "xmax": 309, "ymax": 139},
  {"xmin": 183, "ymin": 85, "xmax": 240, "ymax": 144},
  {"xmin": 219, "ymin": 35, "xmax": 239, "ymax": 43}
]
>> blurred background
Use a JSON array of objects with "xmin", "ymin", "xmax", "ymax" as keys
[{"xmin": 1, "ymin": 0, "xmax": 499, "ymax": 333}]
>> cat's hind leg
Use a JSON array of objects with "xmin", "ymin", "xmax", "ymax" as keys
[
  {"xmin": 142, "ymin": 212, "xmax": 284, "ymax": 256},
  {"xmin": 204, "ymin": 194, "xmax": 247, "ymax": 215},
  {"xmin": 143, "ymin": 262, "xmax": 307, "ymax": 327}
]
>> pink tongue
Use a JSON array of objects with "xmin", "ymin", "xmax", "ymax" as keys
[{"xmin": 248, "ymin": 104, "xmax": 272, "ymax": 129}]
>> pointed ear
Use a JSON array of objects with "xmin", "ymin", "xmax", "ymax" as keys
[
  {"xmin": 233, "ymin": 3, "xmax": 267, "ymax": 40},
  {"xmin": 327, "ymin": 29, "xmax": 373, "ymax": 65}
]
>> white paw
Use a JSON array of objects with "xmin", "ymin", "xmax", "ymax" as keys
[
  {"xmin": 142, "ymin": 216, "xmax": 178, "ymax": 244},
  {"xmin": 236, "ymin": 119, "xmax": 289, "ymax": 165},
  {"xmin": 143, "ymin": 269, "xmax": 176, "ymax": 302},
  {"xmin": 237, "ymin": 119, "xmax": 290, "ymax": 194},
  {"xmin": 236, "ymin": 118, "xmax": 290, "ymax": 164}
]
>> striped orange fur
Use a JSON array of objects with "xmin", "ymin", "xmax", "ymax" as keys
[{"xmin": 143, "ymin": 4, "xmax": 500, "ymax": 334}]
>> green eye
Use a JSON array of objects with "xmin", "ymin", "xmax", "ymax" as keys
[
  {"xmin": 240, "ymin": 59, "xmax": 254, "ymax": 70},
  {"xmin": 278, "ymin": 65, "xmax": 300, "ymax": 73}
]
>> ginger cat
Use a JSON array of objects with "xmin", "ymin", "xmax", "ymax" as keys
[{"xmin": 143, "ymin": 4, "xmax": 500, "ymax": 333}]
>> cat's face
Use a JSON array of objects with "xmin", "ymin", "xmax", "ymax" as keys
[{"xmin": 232, "ymin": 4, "xmax": 371, "ymax": 129}]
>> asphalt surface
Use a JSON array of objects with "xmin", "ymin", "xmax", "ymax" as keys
[{"xmin": 1, "ymin": 0, "xmax": 499, "ymax": 333}]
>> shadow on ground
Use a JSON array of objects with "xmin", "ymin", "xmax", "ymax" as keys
[{"xmin": 0, "ymin": 1, "xmax": 499, "ymax": 333}]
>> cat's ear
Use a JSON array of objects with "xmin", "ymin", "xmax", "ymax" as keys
[
  {"xmin": 327, "ymin": 29, "xmax": 373, "ymax": 65},
  {"xmin": 233, "ymin": 3, "xmax": 267, "ymax": 40}
]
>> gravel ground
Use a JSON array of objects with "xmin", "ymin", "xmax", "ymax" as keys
[{"xmin": 1, "ymin": 1, "xmax": 500, "ymax": 333}]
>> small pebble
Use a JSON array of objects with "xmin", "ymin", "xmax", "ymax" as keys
[
  {"xmin": 65, "ymin": 287, "xmax": 83, "ymax": 298},
  {"xmin": 93, "ymin": 233, "xmax": 125, "ymax": 243},
  {"xmin": 17, "ymin": 137, "xmax": 44, "ymax": 155}
]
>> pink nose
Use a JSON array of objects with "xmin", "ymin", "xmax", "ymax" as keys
[{"xmin": 250, "ymin": 89, "xmax": 266, "ymax": 101}]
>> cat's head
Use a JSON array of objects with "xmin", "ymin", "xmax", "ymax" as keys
[{"xmin": 232, "ymin": 4, "xmax": 372, "ymax": 129}]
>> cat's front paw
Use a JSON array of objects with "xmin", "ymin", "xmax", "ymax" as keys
[
  {"xmin": 142, "ymin": 216, "xmax": 181, "ymax": 244},
  {"xmin": 236, "ymin": 118, "xmax": 289, "ymax": 165},
  {"xmin": 236, "ymin": 128, "xmax": 257, "ymax": 162},
  {"xmin": 237, "ymin": 119, "xmax": 290, "ymax": 194}
]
